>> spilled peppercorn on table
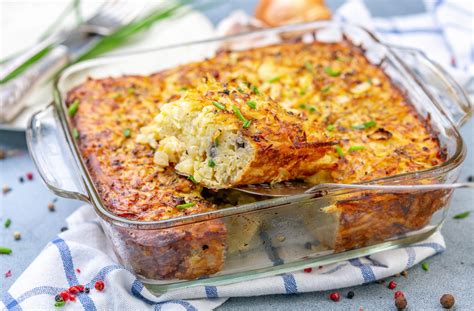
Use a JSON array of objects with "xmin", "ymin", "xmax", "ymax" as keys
[{"xmin": 1, "ymin": 0, "xmax": 473, "ymax": 309}]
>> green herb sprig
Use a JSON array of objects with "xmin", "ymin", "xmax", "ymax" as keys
[
  {"xmin": 176, "ymin": 202, "xmax": 195, "ymax": 209},
  {"xmin": 232, "ymin": 105, "xmax": 251, "ymax": 128},
  {"xmin": 453, "ymin": 211, "xmax": 470, "ymax": 219},
  {"xmin": 352, "ymin": 120, "xmax": 377, "ymax": 130}
]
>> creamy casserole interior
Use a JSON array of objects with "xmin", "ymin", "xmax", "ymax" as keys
[{"xmin": 137, "ymin": 78, "xmax": 334, "ymax": 189}]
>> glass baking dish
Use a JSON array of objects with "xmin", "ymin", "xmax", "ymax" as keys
[{"xmin": 26, "ymin": 22, "xmax": 472, "ymax": 293}]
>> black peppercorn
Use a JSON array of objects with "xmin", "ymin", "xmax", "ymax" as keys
[
  {"xmin": 60, "ymin": 226, "xmax": 68, "ymax": 232},
  {"xmin": 304, "ymin": 242, "xmax": 312, "ymax": 249},
  {"xmin": 85, "ymin": 287, "xmax": 90, "ymax": 294},
  {"xmin": 19, "ymin": 177, "xmax": 24, "ymax": 183},
  {"xmin": 55, "ymin": 294, "xmax": 63, "ymax": 302},
  {"xmin": 347, "ymin": 291, "xmax": 354, "ymax": 299},
  {"xmin": 468, "ymin": 175, "xmax": 473, "ymax": 182}
]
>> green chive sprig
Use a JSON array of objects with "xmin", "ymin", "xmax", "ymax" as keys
[
  {"xmin": 232, "ymin": 105, "xmax": 251, "ymax": 128},
  {"xmin": 212, "ymin": 101, "xmax": 225, "ymax": 110},
  {"xmin": 324, "ymin": 67, "xmax": 341, "ymax": 77},
  {"xmin": 349, "ymin": 145, "xmax": 365, "ymax": 152},
  {"xmin": 352, "ymin": 120, "xmax": 377, "ymax": 130},
  {"xmin": 72, "ymin": 128, "xmax": 80, "ymax": 139},
  {"xmin": 321, "ymin": 85, "xmax": 331, "ymax": 93},
  {"xmin": 123, "ymin": 128, "xmax": 131, "ymax": 138},
  {"xmin": 421, "ymin": 262, "xmax": 429, "ymax": 271},
  {"xmin": 246, "ymin": 100, "xmax": 257, "ymax": 109},
  {"xmin": 176, "ymin": 202, "xmax": 195, "ymax": 209},
  {"xmin": 304, "ymin": 61, "xmax": 314, "ymax": 73},
  {"xmin": 268, "ymin": 76, "xmax": 280, "ymax": 83},
  {"xmin": 4, "ymin": 218, "xmax": 11, "ymax": 228},
  {"xmin": 188, "ymin": 175, "xmax": 198, "ymax": 184},
  {"xmin": 326, "ymin": 124, "xmax": 335, "ymax": 131},
  {"xmin": 453, "ymin": 211, "xmax": 470, "ymax": 219},
  {"xmin": 335, "ymin": 146, "xmax": 345, "ymax": 157},
  {"xmin": 0, "ymin": 246, "xmax": 12, "ymax": 254},
  {"xmin": 68, "ymin": 99, "xmax": 80, "ymax": 117},
  {"xmin": 208, "ymin": 159, "xmax": 216, "ymax": 167}
]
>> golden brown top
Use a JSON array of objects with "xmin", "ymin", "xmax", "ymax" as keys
[{"xmin": 69, "ymin": 40, "xmax": 444, "ymax": 221}]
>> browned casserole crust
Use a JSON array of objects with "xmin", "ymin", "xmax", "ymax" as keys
[{"xmin": 68, "ymin": 40, "xmax": 446, "ymax": 280}]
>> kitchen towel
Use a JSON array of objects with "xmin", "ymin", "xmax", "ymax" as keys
[
  {"xmin": 2, "ymin": 205, "xmax": 445, "ymax": 310},
  {"xmin": 333, "ymin": 0, "xmax": 473, "ymax": 91}
]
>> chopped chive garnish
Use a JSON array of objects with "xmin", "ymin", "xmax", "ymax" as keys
[
  {"xmin": 304, "ymin": 61, "xmax": 314, "ymax": 73},
  {"xmin": 352, "ymin": 120, "xmax": 377, "ymax": 129},
  {"xmin": 349, "ymin": 145, "xmax": 365, "ymax": 152},
  {"xmin": 453, "ymin": 211, "xmax": 470, "ymax": 219},
  {"xmin": 299, "ymin": 104, "xmax": 307, "ymax": 109},
  {"xmin": 188, "ymin": 175, "xmax": 198, "ymax": 184},
  {"xmin": 246, "ymin": 100, "xmax": 257, "ymax": 109},
  {"xmin": 180, "ymin": 87, "xmax": 188, "ymax": 91},
  {"xmin": 268, "ymin": 76, "xmax": 280, "ymax": 83},
  {"xmin": 212, "ymin": 101, "xmax": 225, "ymax": 110},
  {"xmin": 111, "ymin": 93, "xmax": 121, "ymax": 99},
  {"xmin": 72, "ymin": 128, "xmax": 79, "ymax": 139},
  {"xmin": 4, "ymin": 218, "xmax": 11, "ymax": 228},
  {"xmin": 421, "ymin": 262, "xmax": 429, "ymax": 271},
  {"xmin": 176, "ymin": 202, "xmax": 195, "ymax": 209},
  {"xmin": 251, "ymin": 85, "xmax": 259, "ymax": 94},
  {"xmin": 327, "ymin": 124, "xmax": 335, "ymax": 131},
  {"xmin": 232, "ymin": 105, "xmax": 251, "ymax": 128},
  {"xmin": 54, "ymin": 301, "xmax": 66, "ymax": 307},
  {"xmin": 321, "ymin": 85, "xmax": 331, "ymax": 93},
  {"xmin": 335, "ymin": 146, "xmax": 345, "ymax": 157},
  {"xmin": 208, "ymin": 159, "xmax": 216, "ymax": 167},
  {"xmin": 308, "ymin": 107, "xmax": 316, "ymax": 113},
  {"xmin": 127, "ymin": 87, "xmax": 136, "ymax": 94},
  {"xmin": 0, "ymin": 247, "xmax": 12, "ymax": 255},
  {"xmin": 299, "ymin": 88, "xmax": 306, "ymax": 96},
  {"xmin": 324, "ymin": 67, "xmax": 341, "ymax": 77},
  {"xmin": 68, "ymin": 99, "xmax": 80, "ymax": 117},
  {"xmin": 237, "ymin": 86, "xmax": 245, "ymax": 93},
  {"xmin": 123, "ymin": 128, "xmax": 131, "ymax": 138},
  {"xmin": 214, "ymin": 138, "xmax": 219, "ymax": 147}
]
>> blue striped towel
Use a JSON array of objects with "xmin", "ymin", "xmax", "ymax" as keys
[
  {"xmin": 2, "ymin": 204, "xmax": 445, "ymax": 310},
  {"xmin": 334, "ymin": 0, "xmax": 473, "ymax": 92}
]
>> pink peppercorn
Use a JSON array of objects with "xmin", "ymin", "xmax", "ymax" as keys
[
  {"xmin": 304, "ymin": 268, "xmax": 312, "ymax": 273},
  {"xmin": 95, "ymin": 280, "xmax": 105, "ymax": 291},
  {"xmin": 388, "ymin": 281, "xmax": 397, "ymax": 290},
  {"xmin": 329, "ymin": 292, "xmax": 340, "ymax": 302}
]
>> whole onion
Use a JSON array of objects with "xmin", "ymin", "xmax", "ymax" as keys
[{"xmin": 255, "ymin": 0, "xmax": 332, "ymax": 27}]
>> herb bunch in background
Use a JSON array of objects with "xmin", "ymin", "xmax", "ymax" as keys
[{"xmin": 0, "ymin": 0, "xmax": 196, "ymax": 84}]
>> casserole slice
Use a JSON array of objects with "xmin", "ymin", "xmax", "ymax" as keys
[{"xmin": 138, "ymin": 78, "xmax": 336, "ymax": 189}]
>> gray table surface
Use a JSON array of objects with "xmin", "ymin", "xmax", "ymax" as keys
[{"xmin": 1, "ymin": 0, "xmax": 473, "ymax": 309}]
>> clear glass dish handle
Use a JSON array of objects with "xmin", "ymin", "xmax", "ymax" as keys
[
  {"xmin": 389, "ymin": 46, "xmax": 472, "ymax": 127},
  {"xmin": 26, "ymin": 103, "xmax": 89, "ymax": 202}
]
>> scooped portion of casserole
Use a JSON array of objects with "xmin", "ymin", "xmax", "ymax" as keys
[{"xmin": 137, "ymin": 78, "xmax": 335, "ymax": 189}]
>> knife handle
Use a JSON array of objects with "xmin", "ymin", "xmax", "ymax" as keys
[{"xmin": 0, "ymin": 45, "xmax": 69, "ymax": 123}]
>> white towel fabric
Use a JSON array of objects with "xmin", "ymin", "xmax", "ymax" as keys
[
  {"xmin": 3, "ymin": 0, "xmax": 469, "ymax": 310},
  {"xmin": 334, "ymin": 0, "xmax": 473, "ymax": 91},
  {"xmin": 2, "ymin": 205, "xmax": 445, "ymax": 311}
]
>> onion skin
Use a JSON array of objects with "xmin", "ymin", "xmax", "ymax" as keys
[{"xmin": 255, "ymin": 0, "xmax": 332, "ymax": 27}]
